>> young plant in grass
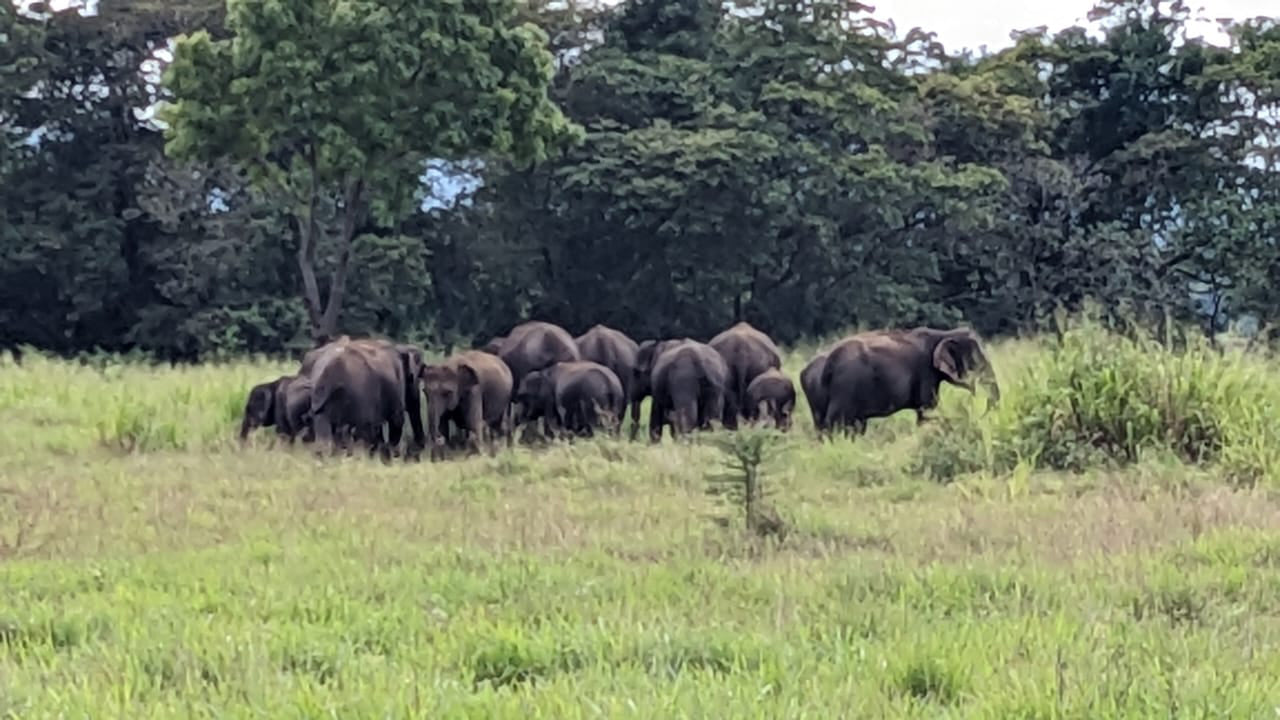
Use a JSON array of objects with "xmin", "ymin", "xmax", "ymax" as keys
[{"xmin": 706, "ymin": 427, "xmax": 790, "ymax": 539}]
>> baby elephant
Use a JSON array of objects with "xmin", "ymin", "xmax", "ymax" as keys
[
  {"xmin": 746, "ymin": 368, "xmax": 795, "ymax": 431},
  {"xmin": 239, "ymin": 374, "xmax": 314, "ymax": 444},
  {"xmin": 516, "ymin": 361, "xmax": 625, "ymax": 438}
]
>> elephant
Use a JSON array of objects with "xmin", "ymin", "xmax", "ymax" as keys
[
  {"xmin": 305, "ymin": 338, "xmax": 424, "ymax": 460},
  {"xmin": 300, "ymin": 336, "xmax": 426, "ymax": 457},
  {"xmin": 494, "ymin": 321, "xmax": 581, "ymax": 387},
  {"xmin": 478, "ymin": 335, "xmax": 507, "ymax": 356},
  {"xmin": 514, "ymin": 361, "xmax": 626, "ymax": 438},
  {"xmin": 238, "ymin": 374, "xmax": 313, "ymax": 443},
  {"xmin": 637, "ymin": 339, "xmax": 729, "ymax": 442},
  {"xmin": 799, "ymin": 351, "xmax": 829, "ymax": 433},
  {"xmin": 746, "ymin": 368, "xmax": 796, "ymax": 430},
  {"xmin": 819, "ymin": 327, "xmax": 1000, "ymax": 435},
  {"xmin": 574, "ymin": 324, "xmax": 642, "ymax": 439},
  {"xmin": 708, "ymin": 322, "xmax": 784, "ymax": 429},
  {"xmin": 419, "ymin": 350, "xmax": 514, "ymax": 460}
]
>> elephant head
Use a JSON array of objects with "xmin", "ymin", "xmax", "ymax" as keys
[
  {"xmin": 239, "ymin": 378, "xmax": 281, "ymax": 440},
  {"xmin": 513, "ymin": 369, "xmax": 554, "ymax": 426},
  {"xmin": 633, "ymin": 338, "xmax": 687, "ymax": 399},
  {"xmin": 479, "ymin": 335, "xmax": 506, "ymax": 355},
  {"xmin": 419, "ymin": 363, "xmax": 480, "ymax": 450},
  {"xmin": 928, "ymin": 329, "xmax": 1000, "ymax": 404}
]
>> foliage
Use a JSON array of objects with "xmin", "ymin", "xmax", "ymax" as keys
[
  {"xmin": 160, "ymin": 0, "xmax": 574, "ymax": 341},
  {"xmin": 706, "ymin": 427, "xmax": 789, "ymax": 538},
  {"xmin": 4, "ymin": 0, "xmax": 1280, "ymax": 358},
  {"xmin": 916, "ymin": 315, "xmax": 1280, "ymax": 485}
]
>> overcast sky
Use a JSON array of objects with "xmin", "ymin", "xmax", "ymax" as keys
[{"xmin": 877, "ymin": 0, "xmax": 1277, "ymax": 52}]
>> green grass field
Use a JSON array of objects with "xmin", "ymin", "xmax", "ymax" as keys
[{"xmin": 3, "ymin": 321, "xmax": 1280, "ymax": 718}]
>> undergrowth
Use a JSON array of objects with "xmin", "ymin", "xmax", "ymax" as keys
[{"xmin": 917, "ymin": 318, "xmax": 1280, "ymax": 486}]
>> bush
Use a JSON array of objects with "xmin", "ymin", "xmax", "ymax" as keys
[{"xmin": 917, "ymin": 318, "xmax": 1280, "ymax": 484}]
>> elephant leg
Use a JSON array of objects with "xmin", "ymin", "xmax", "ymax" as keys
[
  {"xmin": 386, "ymin": 413, "xmax": 405, "ymax": 462},
  {"xmin": 312, "ymin": 413, "xmax": 334, "ymax": 456},
  {"xmin": 705, "ymin": 390, "xmax": 725, "ymax": 433},
  {"xmin": 721, "ymin": 393, "xmax": 739, "ymax": 431},
  {"xmin": 649, "ymin": 398, "xmax": 666, "ymax": 443},
  {"xmin": 465, "ymin": 394, "xmax": 485, "ymax": 456},
  {"xmin": 629, "ymin": 398, "xmax": 643, "ymax": 442}
]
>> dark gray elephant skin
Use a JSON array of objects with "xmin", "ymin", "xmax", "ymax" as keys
[
  {"xmin": 300, "ymin": 336, "xmax": 426, "ymax": 456},
  {"xmin": 746, "ymin": 368, "xmax": 796, "ymax": 431},
  {"xmin": 574, "ymin": 324, "xmax": 641, "ymax": 438},
  {"xmin": 819, "ymin": 327, "xmax": 1000, "ymax": 435},
  {"xmin": 708, "ymin": 322, "xmax": 783, "ymax": 430},
  {"xmin": 495, "ymin": 321, "xmax": 581, "ymax": 387},
  {"xmin": 239, "ymin": 374, "xmax": 312, "ymax": 442},
  {"xmin": 305, "ymin": 338, "xmax": 420, "ymax": 460},
  {"xmin": 516, "ymin": 361, "xmax": 626, "ymax": 438},
  {"xmin": 800, "ymin": 351, "xmax": 829, "ymax": 433},
  {"xmin": 639, "ymin": 339, "xmax": 729, "ymax": 442},
  {"xmin": 420, "ymin": 350, "xmax": 514, "ymax": 460}
]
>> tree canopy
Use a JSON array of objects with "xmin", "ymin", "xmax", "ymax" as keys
[
  {"xmin": 160, "ymin": 0, "xmax": 575, "ymax": 341},
  {"xmin": 3, "ymin": 0, "xmax": 1279, "ymax": 359}
]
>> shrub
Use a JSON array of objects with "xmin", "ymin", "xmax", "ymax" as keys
[{"xmin": 917, "ymin": 318, "xmax": 1280, "ymax": 484}]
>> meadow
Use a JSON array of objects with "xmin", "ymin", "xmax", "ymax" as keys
[{"xmin": 3, "ymin": 320, "xmax": 1280, "ymax": 718}]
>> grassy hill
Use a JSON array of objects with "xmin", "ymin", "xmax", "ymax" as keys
[{"xmin": 2, "ymin": 321, "xmax": 1280, "ymax": 717}]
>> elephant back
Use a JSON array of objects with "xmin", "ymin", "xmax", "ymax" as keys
[{"xmin": 498, "ymin": 321, "xmax": 581, "ymax": 384}]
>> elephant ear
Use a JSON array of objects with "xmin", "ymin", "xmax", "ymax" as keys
[
  {"xmin": 457, "ymin": 364, "xmax": 480, "ymax": 390},
  {"xmin": 932, "ymin": 336, "xmax": 970, "ymax": 384}
]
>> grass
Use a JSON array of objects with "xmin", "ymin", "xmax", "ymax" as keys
[{"xmin": 3, "ymin": 320, "xmax": 1280, "ymax": 717}]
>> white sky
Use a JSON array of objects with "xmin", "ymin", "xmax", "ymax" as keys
[
  {"xmin": 875, "ymin": 0, "xmax": 1278, "ymax": 52},
  {"xmin": 36, "ymin": 0, "xmax": 1279, "ymax": 53}
]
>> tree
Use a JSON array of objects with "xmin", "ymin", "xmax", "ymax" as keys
[{"xmin": 160, "ymin": 0, "xmax": 576, "ymax": 342}]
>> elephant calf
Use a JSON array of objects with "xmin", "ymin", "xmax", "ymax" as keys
[
  {"xmin": 420, "ymin": 350, "xmax": 514, "ymax": 460},
  {"xmin": 708, "ymin": 321, "xmax": 783, "ymax": 430},
  {"xmin": 746, "ymin": 368, "xmax": 795, "ymax": 431},
  {"xmin": 639, "ymin": 339, "xmax": 729, "ymax": 442},
  {"xmin": 515, "ymin": 361, "xmax": 626, "ymax": 439},
  {"xmin": 239, "ymin": 374, "xmax": 312, "ymax": 444}
]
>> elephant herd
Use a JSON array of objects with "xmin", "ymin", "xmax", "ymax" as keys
[{"xmin": 239, "ymin": 320, "xmax": 1000, "ymax": 461}]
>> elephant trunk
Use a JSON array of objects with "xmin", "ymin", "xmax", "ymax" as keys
[
  {"xmin": 425, "ymin": 398, "xmax": 446, "ymax": 448},
  {"xmin": 238, "ymin": 415, "xmax": 254, "ymax": 442}
]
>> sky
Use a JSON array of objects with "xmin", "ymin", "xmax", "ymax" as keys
[{"xmin": 875, "ymin": 0, "xmax": 1277, "ymax": 52}]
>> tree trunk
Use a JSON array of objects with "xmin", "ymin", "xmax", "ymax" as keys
[
  {"xmin": 318, "ymin": 178, "xmax": 364, "ymax": 340},
  {"xmin": 297, "ymin": 150, "xmax": 326, "ymax": 342}
]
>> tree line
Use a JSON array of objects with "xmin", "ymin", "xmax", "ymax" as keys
[{"xmin": 3, "ymin": 0, "xmax": 1279, "ymax": 361}]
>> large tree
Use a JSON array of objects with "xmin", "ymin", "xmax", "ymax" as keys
[{"xmin": 160, "ymin": 0, "xmax": 575, "ymax": 342}]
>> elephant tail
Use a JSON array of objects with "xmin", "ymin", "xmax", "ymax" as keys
[{"xmin": 310, "ymin": 380, "xmax": 339, "ymax": 419}]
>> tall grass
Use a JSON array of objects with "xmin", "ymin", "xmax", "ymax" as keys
[
  {"xmin": 5, "ymin": 325, "xmax": 1280, "ymax": 716},
  {"xmin": 916, "ymin": 318, "xmax": 1280, "ymax": 486},
  {"xmin": 0, "ymin": 351, "xmax": 293, "ymax": 455}
]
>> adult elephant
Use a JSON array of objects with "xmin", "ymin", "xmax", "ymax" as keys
[
  {"xmin": 515, "ymin": 361, "xmax": 626, "ymax": 438},
  {"xmin": 300, "ymin": 336, "xmax": 426, "ymax": 456},
  {"xmin": 238, "ymin": 374, "xmax": 313, "ymax": 443},
  {"xmin": 574, "ymin": 324, "xmax": 641, "ymax": 439},
  {"xmin": 637, "ymin": 339, "xmax": 729, "ymax": 442},
  {"xmin": 820, "ymin": 327, "xmax": 1000, "ymax": 435},
  {"xmin": 494, "ymin": 321, "xmax": 581, "ymax": 388},
  {"xmin": 708, "ymin": 322, "xmax": 783, "ymax": 430},
  {"xmin": 419, "ymin": 350, "xmax": 514, "ymax": 460},
  {"xmin": 799, "ymin": 350, "xmax": 829, "ymax": 434}
]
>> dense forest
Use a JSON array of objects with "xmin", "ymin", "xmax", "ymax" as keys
[{"xmin": 3, "ymin": 0, "xmax": 1279, "ymax": 360}]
